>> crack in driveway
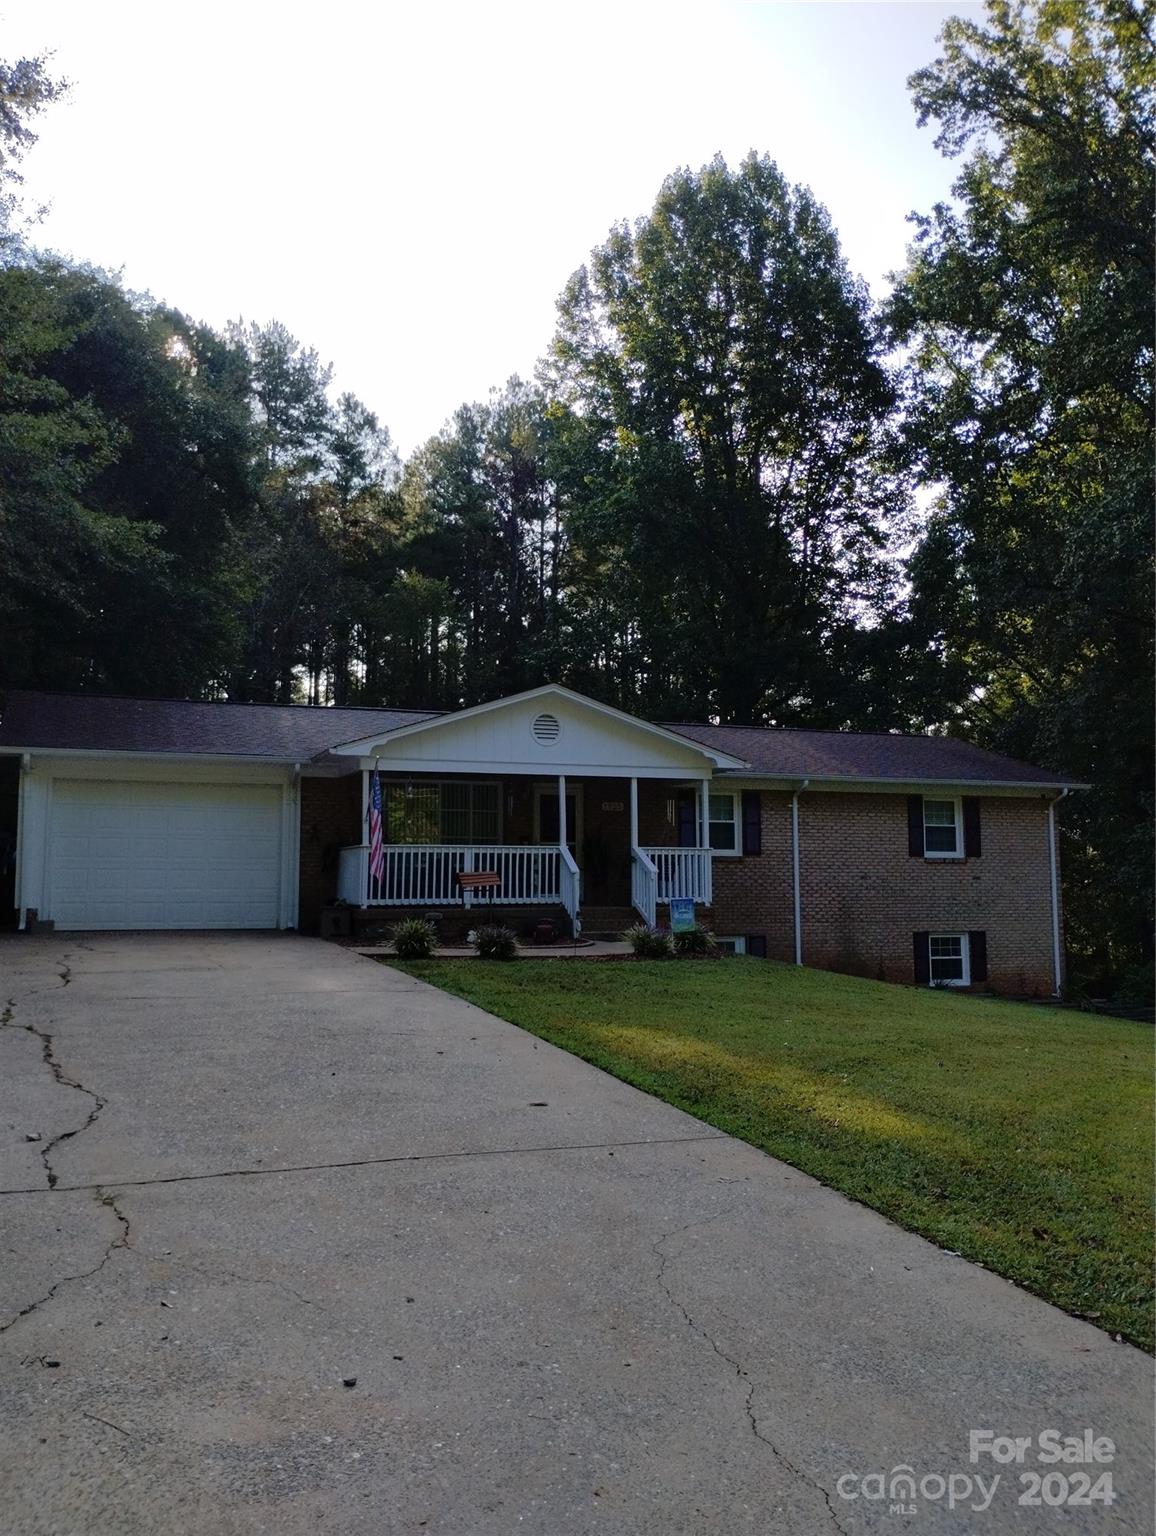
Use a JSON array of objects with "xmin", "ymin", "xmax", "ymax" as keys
[
  {"xmin": 1, "ymin": 1185, "xmax": 132, "ymax": 1335},
  {"xmin": 3, "ymin": 970, "xmax": 103, "ymax": 1190},
  {"xmin": 653, "ymin": 1215, "xmax": 850, "ymax": 1536},
  {"xmin": 1, "ymin": 972, "xmax": 130, "ymax": 1335}
]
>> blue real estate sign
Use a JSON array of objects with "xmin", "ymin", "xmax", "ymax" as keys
[{"xmin": 669, "ymin": 897, "xmax": 695, "ymax": 933}]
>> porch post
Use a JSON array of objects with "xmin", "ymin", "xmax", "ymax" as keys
[
  {"xmin": 700, "ymin": 775, "xmax": 713, "ymax": 906},
  {"xmin": 629, "ymin": 777, "xmax": 639, "ymax": 850},
  {"xmin": 557, "ymin": 774, "xmax": 567, "ymax": 849}
]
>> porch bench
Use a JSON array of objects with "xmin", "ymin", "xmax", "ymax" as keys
[{"xmin": 456, "ymin": 870, "xmax": 502, "ymax": 901}]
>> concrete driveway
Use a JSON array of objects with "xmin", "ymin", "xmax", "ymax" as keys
[{"xmin": 1, "ymin": 934, "xmax": 1150, "ymax": 1535}]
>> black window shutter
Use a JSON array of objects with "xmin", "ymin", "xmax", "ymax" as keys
[
  {"xmin": 913, "ymin": 930, "xmax": 931, "ymax": 984},
  {"xmin": 746, "ymin": 935, "xmax": 767, "ymax": 959},
  {"xmin": 907, "ymin": 796, "xmax": 924, "ymax": 857},
  {"xmin": 741, "ymin": 791, "xmax": 762, "ymax": 855},
  {"xmin": 963, "ymin": 797, "xmax": 982, "ymax": 858},
  {"xmin": 969, "ymin": 930, "xmax": 988, "ymax": 984},
  {"xmin": 677, "ymin": 790, "xmax": 698, "ymax": 848}
]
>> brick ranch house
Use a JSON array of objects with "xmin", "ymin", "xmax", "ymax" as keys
[{"xmin": 0, "ymin": 684, "xmax": 1082, "ymax": 995}]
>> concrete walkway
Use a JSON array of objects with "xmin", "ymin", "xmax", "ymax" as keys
[{"xmin": 0, "ymin": 933, "xmax": 1150, "ymax": 1535}]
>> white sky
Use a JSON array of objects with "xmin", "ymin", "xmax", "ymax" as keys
[{"xmin": 3, "ymin": 0, "xmax": 981, "ymax": 454}]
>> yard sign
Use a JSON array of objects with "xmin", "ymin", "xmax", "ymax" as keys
[{"xmin": 669, "ymin": 897, "xmax": 695, "ymax": 933}]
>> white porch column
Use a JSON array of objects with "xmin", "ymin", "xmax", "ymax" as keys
[
  {"xmin": 361, "ymin": 766, "xmax": 371, "ymax": 905},
  {"xmin": 557, "ymin": 774, "xmax": 567, "ymax": 849},
  {"xmin": 699, "ymin": 777, "xmax": 710, "ymax": 848},
  {"xmin": 629, "ymin": 777, "xmax": 639, "ymax": 849}
]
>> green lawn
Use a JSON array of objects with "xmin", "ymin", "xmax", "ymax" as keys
[{"xmin": 392, "ymin": 957, "xmax": 1154, "ymax": 1350}]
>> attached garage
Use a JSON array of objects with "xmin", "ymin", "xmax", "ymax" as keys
[{"xmin": 45, "ymin": 780, "xmax": 284, "ymax": 931}]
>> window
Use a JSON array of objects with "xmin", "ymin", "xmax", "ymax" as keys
[
  {"xmin": 929, "ymin": 933, "xmax": 970, "ymax": 986},
  {"xmin": 707, "ymin": 791, "xmax": 740, "ymax": 854},
  {"xmin": 923, "ymin": 797, "xmax": 962, "ymax": 858},
  {"xmin": 385, "ymin": 781, "xmax": 501, "ymax": 845},
  {"xmin": 716, "ymin": 936, "xmax": 747, "ymax": 955}
]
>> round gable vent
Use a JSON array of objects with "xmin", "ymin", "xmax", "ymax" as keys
[{"xmin": 531, "ymin": 711, "xmax": 562, "ymax": 745}]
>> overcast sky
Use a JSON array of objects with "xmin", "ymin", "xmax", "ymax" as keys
[{"xmin": 4, "ymin": 0, "xmax": 981, "ymax": 454}]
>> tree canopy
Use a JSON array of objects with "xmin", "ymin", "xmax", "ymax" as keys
[{"xmin": 888, "ymin": 0, "xmax": 1154, "ymax": 978}]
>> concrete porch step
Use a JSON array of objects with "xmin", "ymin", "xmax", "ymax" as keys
[{"xmin": 579, "ymin": 906, "xmax": 640, "ymax": 939}]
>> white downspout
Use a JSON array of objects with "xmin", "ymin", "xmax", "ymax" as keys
[
  {"xmin": 792, "ymin": 779, "xmax": 810, "ymax": 966},
  {"xmin": 15, "ymin": 753, "xmax": 29, "ymax": 930},
  {"xmin": 1048, "ymin": 788, "xmax": 1070, "ymax": 998}
]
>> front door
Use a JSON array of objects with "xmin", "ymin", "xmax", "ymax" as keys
[{"xmin": 534, "ymin": 788, "xmax": 581, "ymax": 860}]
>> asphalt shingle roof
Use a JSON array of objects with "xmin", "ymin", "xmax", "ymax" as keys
[
  {"xmin": 662, "ymin": 722, "xmax": 1075, "ymax": 786},
  {"xmin": 0, "ymin": 691, "xmax": 442, "ymax": 761},
  {"xmin": 0, "ymin": 690, "xmax": 1079, "ymax": 786}
]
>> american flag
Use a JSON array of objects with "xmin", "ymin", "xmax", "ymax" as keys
[{"xmin": 368, "ymin": 768, "xmax": 385, "ymax": 889}]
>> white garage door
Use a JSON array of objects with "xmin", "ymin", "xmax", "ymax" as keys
[{"xmin": 47, "ymin": 780, "xmax": 283, "ymax": 930}]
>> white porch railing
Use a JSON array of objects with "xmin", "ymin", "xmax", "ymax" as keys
[
  {"xmin": 631, "ymin": 847, "xmax": 658, "ymax": 928},
  {"xmin": 641, "ymin": 847, "xmax": 714, "ymax": 908},
  {"xmin": 337, "ymin": 844, "xmax": 564, "ymax": 908},
  {"xmin": 559, "ymin": 846, "xmax": 581, "ymax": 926}
]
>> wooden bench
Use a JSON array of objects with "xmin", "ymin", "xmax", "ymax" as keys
[{"xmin": 456, "ymin": 870, "xmax": 502, "ymax": 902}]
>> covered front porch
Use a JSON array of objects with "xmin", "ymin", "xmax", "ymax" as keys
[
  {"xmin": 334, "ymin": 772, "xmax": 721, "ymax": 930},
  {"xmin": 319, "ymin": 684, "xmax": 747, "ymax": 934}
]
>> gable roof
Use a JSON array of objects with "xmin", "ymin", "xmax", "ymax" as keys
[
  {"xmin": 325, "ymin": 683, "xmax": 748, "ymax": 769},
  {"xmin": 663, "ymin": 722, "xmax": 1081, "ymax": 788},
  {"xmin": 0, "ymin": 690, "xmax": 441, "ymax": 761}
]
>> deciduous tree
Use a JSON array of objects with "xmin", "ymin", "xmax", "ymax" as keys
[{"xmin": 890, "ymin": 0, "xmax": 1155, "ymax": 980}]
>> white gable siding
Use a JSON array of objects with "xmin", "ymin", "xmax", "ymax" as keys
[{"xmin": 362, "ymin": 695, "xmax": 712, "ymax": 778}]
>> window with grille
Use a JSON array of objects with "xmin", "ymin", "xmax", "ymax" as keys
[
  {"xmin": 384, "ymin": 782, "xmax": 501, "ymax": 844},
  {"xmin": 923, "ymin": 798, "xmax": 962, "ymax": 857},
  {"xmin": 929, "ymin": 933, "xmax": 969, "ymax": 985},
  {"xmin": 707, "ymin": 792, "xmax": 740, "ymax": 853}
]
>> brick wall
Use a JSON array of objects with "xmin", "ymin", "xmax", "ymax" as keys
[
  {"xmin": 640, "ymin": 782, "xmax": 1059, "ymax": 992},
  {"xmin": 797, "ymin": 791, "xmax": 1057, "ymax": 995},
  {"xmin": 298, "ymin": 774, "xmax": 362, "ymax": 931},
  {"xmin": 708, "ymin": 788, "xmax": 1057, "ymax": 994},
  {"xmin": 710, "ymin": 791, "xmax": 796, "ymax": 960}
]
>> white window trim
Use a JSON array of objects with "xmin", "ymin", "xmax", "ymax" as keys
[
  {"xmin": 717, "ymin": 935, "xmax": 747, "ymax": 955},
  {"xmin": 704, "ymin": 788, "xmax": 742, "ymax": 857},
  {"xmin": 929, "ymin": 931, "xmax": 970, "ymax": 987},
  {"xmin": 923, "ymin": 795, "xmax": 964, "ymax": 860}
]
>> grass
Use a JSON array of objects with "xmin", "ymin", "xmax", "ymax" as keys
[{"xmin": 391, "ymin": 956, "xmax": 1154, "ymax": 1350}]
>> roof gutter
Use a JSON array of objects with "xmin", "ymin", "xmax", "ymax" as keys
[
  {"xmin": 792, "ymin": 779, "xmax": 810, "ymax": 966},
  {"xmin": 715, "ymin": 770, "xmax": 1089, "ymax": 792},
  {"xmin": 1048, "ymin": 788, "xmax": 1071, "ymax": 998},
  {"xmin": 0, "ymin": 746, "xmax": 301, "ymax": 765}
]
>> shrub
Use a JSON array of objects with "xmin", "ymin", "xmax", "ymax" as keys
[
  {"xmin": 472, "ymin": 923, "xmax": 518, "ymax": 960},
  {"xmin": 1114, "ymin": 961, "xmax": 1155, "ymax": 1007},
  {"xmin": 672, "ymin": 923, "xmax": 718, "ymax": 957},
  {"xmin": 623, "ymin": 923, "xmax": 673, "ymax": 958},
  {"xmin": 391, "ymin": 917, "xmax": 437, "ymax": 960}
]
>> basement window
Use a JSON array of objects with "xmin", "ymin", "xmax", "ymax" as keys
[
  {"xmin": 716, "ymin": 936, "xmax": 747, "ymax": 955},
  {"xmin": 929, "ymin": 933, "xmax": 970, "ymax": 986}
]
